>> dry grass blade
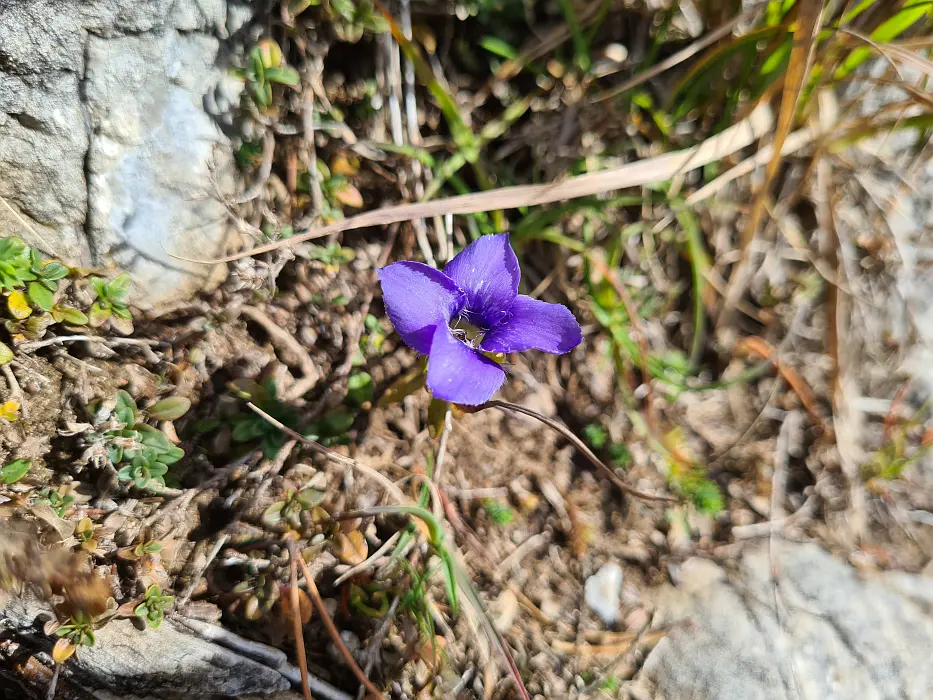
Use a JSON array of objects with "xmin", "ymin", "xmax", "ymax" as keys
[
  {"xmin": 839, "ymin": 29, "xmax": 933, "ymax": 80},
  {"xmin": 289, "ymin": 545, "xmax": 314, "ymax": 700},
  {"xmin": 734, "ymin": 336, "xmax": 828, "ymax": 436},
  {"xmin": 590, "ymin": 10, "xmax": 750, "ymax": 104},
  {"xmin": 286, "ymin": 538, "xmax": 386, "ymax": 699},
  {"xmin": 176, "ymin": 107, "xmax": 773, "ymax": 264},
  {"xmin": 739, "ymin": 0, "xmax": 823, "ymax": 252}
]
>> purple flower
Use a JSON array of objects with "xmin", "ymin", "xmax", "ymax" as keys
[{"xmin": 378, "ymin": 233, "xmax": 582, "ymax": 405}]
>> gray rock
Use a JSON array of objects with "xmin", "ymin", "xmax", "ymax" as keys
[
  {"xmin": 584, "ymin": 561, "xmax": 624, "ymax": 625},
  {"xmin": 635, "ymin": 542, "xmax": 933, "ymax": 699},
  {"xmin": 0, "ymin": 0, "xmax": 236, "ymax": 304},
  {"xmin": 1, "ymin": 595, "xmax": 291, "ymax": 697}
]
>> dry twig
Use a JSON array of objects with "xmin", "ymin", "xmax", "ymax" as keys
[{"xmin": 286, "ymin": 539, "xmax": 385, "ymax": 699}]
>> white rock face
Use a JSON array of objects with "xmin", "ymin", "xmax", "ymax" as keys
[
  {"xmin": 635, "ymin": 542, "xmax": 933, "ymax": 700},
  {"xmin": 584, "ymin": 561, "xmax": 624, "ymax": 625},
  {"xmin": 0, "ymin": 0, "xmax": 237, "ymax": 304}
]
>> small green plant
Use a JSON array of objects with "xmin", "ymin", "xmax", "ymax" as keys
[
  {"xmin": 0, "ymin": 238, "xmax": 87, "ymax": 333},
  {"xmin": 133, "ymin": 539, "xmax": 163, "ymax": 558},
  {"xmin": 326, "ymin": 0, "xmax": 388, "ymax": 43},
  {"xmin": 663, "ymin": 429, "xmax": 723, "ymax": 515},
  {"xmin": 0, "ymin": 238, "xmax": 35, "ymax": 292},
  {"xmin": 483, "ymin": 499, "xmax": 514, "ymax": 526},
  {"xmin": 224, "ymin": 376, "xmax": 367, "ymax": 456},
  {"xmin": 134, "ymin": 584, "xmax": 175, "ymax": 629},
  {"xmin": 84, "ymin": 390, "xmax": 188, "ymax": 489},
  {"xmin": 261, "ymin": 486, "xmax": 325, "ymax": 531},
  {"xmin": 232, "ymin": 573, "xmax": 280, "ymax": 621},
  {"xmin": 75, "ymin": 517, "xmax": 100, "ymax": 553},
  {"xmin": 26, "ymin": 249, "xmax": 69, "ymax": 311},
  {"xmin": 228, "ymin": 378, "xmax": 300, "ymax": 458},
  {"xmin": 52, "ymin": 611, "xmax": 97, "ymax": 662},
  {"xmin": 599, "ymin": 675, "xmax": 620, "ymax": 694},
  {"xmin": 297, "ymin": 160, "xmax": 364, "ymax": 221},
  {"xmin": 236, "ymin": 39, "xmax": 300, "ymax": 111},
  {"xmin": 88, "ymin": 273, "xmax": 133, "ymax": 333},
  {"xmin": 583, "ymin": 423, "xmax": 608, "ymax": 449},
  {"xmin": 33, "ymin": 487, "xmax": 76, "ymax": 517},
  {"xmin": 300, "ymin": 242, "xmax": 356, "ymax": 268}
]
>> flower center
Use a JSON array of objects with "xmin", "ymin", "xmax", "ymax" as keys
[{"xmin": 450, "ymin": 316, "xmax": 485, "ymax": 348}]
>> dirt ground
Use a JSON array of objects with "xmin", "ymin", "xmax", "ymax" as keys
[{"xmin": 2, "ymin": 2, "xmax": 933, "ymax": 699}]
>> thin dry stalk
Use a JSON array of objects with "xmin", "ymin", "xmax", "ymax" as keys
[
  {"xmin": 471, "ymin": 400, "xmax": 674, "ymax": 503},
  {"xmin": 721, "ymin": 0, "xmax": 823, "ymax": 329},
  {"xmin": 591, "ymin": 10, "xmax": 751, "ymax": 104},
  {"xmin": 177, "ymin": 106, "xmax": 773, "ymax": 264},
  {"xmin": 286, "ymin": 539, "xmax": 385, "ymax": 699},
  {"xmin": 289, "ymin": 542, "xmax": 314, "ymax": 700},
  {"xmin": 246, "ymin": 402, "xmax": 412, "ymax": 505}
]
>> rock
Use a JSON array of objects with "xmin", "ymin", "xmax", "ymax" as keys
[
  {"xmin": 1, "ymin": 595, "xmax": 291, "ymax": 697},
  {"xmin": 584, "ymin": 561, "xmax": 623, "ymax": 625},
  {"xmin": 634, "ymin": 542, "xmax": 933, "ymax": 699},
  {"xmin": 0, "ymin": 0, "xmax": 236, "ymax": 304},
  {"xmin": 494, "ymin": 588, "xmax": 520, "ymax": 633}
]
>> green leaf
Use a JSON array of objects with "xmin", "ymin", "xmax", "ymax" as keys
[
  {"xmin": 51, "ymin": 305, "xmax": 89, "ymax": 325},
  {"xmin": 116, "ymin": 465, "xmax": 133, "ymax": 481},
  {"xmin": 330, "ymin": 0, "xmax": 355, "ymax": 21},
  {"xmin": 1, "ymin": 459, "xmax": 30, "ymax": 484},
  {"xmin": 27, "ymin": 281, "xmax": 54, "ymax": 311},
  {"xmin": 0, "ymin": 342, "xmax": 13, "ymax": 366},
  {"xmin": 345, "ymin": 372, "xmax": 373, "ymax": 407},
  {"xmin": 232, "ymin": 418, "xmax": 266, "ymax": 442},
  {"xmin": 135, "ymin": 424, "xmax": 174, "ymax": 451},
  {"xmin": 104, "ymin": 273, "xmax": 132, "ymax": 301},
  {"xmin": 159, "ymin": 445, "xmax": 185, "ymax": 465},
  {"xmin": 114, "ymin": 390, "xmax": 138, "ymax": 426},
  {"xmin": 88, "ymin": 302, "xmax": 111, "ymax": 327},
  {"xmin": 264, "ymin": 66, "xmax": 301, "ymax": 86},
  {"xmin": 479, "ymin": 36, "xmax": 519, "ymax": 60},
  {"xmin": 311, "ymin": 408, "xmax": 355, "ymax": 438},
  {"xmin": 112, "ymin": 305, "xmax": 132, "ymax": 320},
  {"xmin": 148, "ymin": 396, "xmax": 192, "ymax": 421},
  {"xmin": 39, "ymin": 261, "xmax": 68, "ymax": 281}
]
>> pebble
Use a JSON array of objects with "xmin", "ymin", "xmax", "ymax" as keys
[
  {"xmin": 584, "ymin": 561, "xmax": 624, "ymax": 625},
  {"xmin": 494, "ymin": 589, "xmax": 519, "ymax": 633},
  {"xmin": 624, "ymin": 607, "xmax": 650, "ymax": 631},
  {"xmin": 540, "ymin": 594, "xmax": 562, "ymax": 620}
]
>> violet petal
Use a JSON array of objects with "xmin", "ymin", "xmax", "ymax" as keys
[
  {"xmin": 378, "ymin": 262, "xmax": 465, "ymax": 354},
  {"xmin": 443, "ymin": 233, "xmax": 519, "ymax": 328},
  {"xmin": 426, "ymin": 325, "xmax": 506, "ymax": 405},
  {"xmin": 480, "ymin": 295, "xmax": 582, "ymax": 354}
]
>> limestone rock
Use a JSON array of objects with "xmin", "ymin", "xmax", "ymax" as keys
[
  {"xmin": 635, "ymin": 542, "xmax": 933, "ymax": 699},
  {"xmin": 0, "ymin": 0, "xmax": 236, "ymax": 304}
]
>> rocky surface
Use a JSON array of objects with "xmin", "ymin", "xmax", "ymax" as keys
[
  {"xmin": 0, "ymin": 0, "xmax": 239, "ymax": 303},
  {"xmin": 0, "ymin": 595, "xmax": 293, "ymax": 698},
  {"xmin": 634, "ymin": 542, "xmax": 933, "ymax": 700}
]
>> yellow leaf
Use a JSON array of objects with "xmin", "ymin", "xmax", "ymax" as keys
[
  {"xmin": 330, "ymin": 153, "xmax": 359, "ymax": 177},
  {"xmin": 52, "ymin": 638, "xmax": 77, "ymax": 664},
  {"xmin": 333, "ymin": 530, "xmax": 368, "ymax": 566},
  {"xmin": 7, "ymin": 290, "xmax": 32, "ymax": 320},
  {"xmin": 333, "ymin": 183, "xmax": 363, "ymax": 209},
  {"xmin": 0, "ymin": 400, "xmax": 19, "ymax": 421}
]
